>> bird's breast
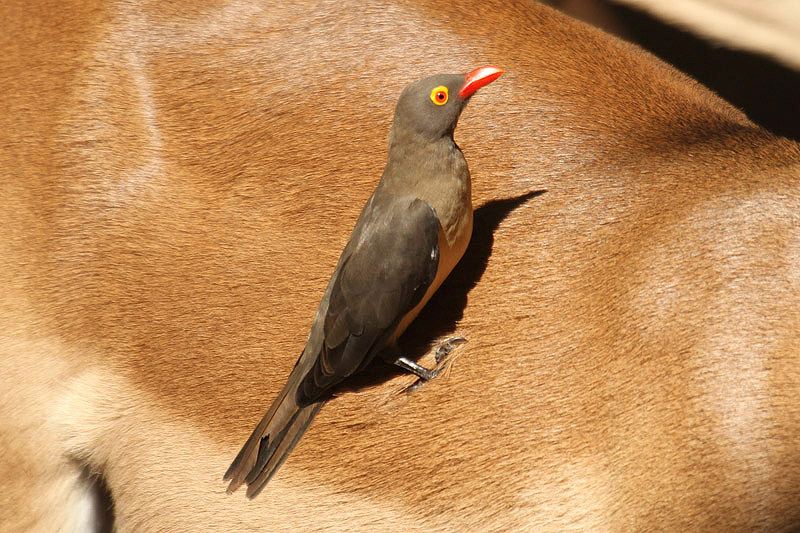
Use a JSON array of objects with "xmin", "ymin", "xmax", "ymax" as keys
[
  {"xmin": 435, "ymin": 205, "xmax": 473, "ymax": 283},
  {"xmin": 389, "ymin": 204, "xmax": 473, "ymax": 343}
]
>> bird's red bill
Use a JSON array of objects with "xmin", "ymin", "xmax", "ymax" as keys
[{"xmin": 458, "ymin": 66, "xmax": 504, "ymax": 98}]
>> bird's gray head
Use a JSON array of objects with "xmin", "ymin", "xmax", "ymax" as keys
[{"xmin": 390, "ymin": 66, "xmax": 503, "ymax": 144}]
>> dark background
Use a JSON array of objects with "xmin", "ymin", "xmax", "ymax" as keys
[{"xmin": 543, "ymin": 0, "xmax": 800, "ymax": 142}]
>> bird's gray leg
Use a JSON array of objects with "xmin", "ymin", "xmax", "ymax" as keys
[
  {"xmin": 392, "ymin": 336, "xmax": 468, "ymax": 382},
  {"xmin": 394, "ymin": 356, "xmax": 440, "ymax": 381}
]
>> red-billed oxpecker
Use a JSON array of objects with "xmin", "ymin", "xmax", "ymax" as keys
[{"xmin": 224, "ymin": 66, "xmax": 504, "ymax": 498}]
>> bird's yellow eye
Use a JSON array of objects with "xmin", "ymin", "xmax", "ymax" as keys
[{"xmin": 430, "ymin": 85, "xmax": 448, "ymax": 106}]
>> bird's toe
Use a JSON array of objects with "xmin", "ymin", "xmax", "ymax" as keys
[{"xmin": 434, "ymin": 336, "xmax": 467, "ymax": 364}]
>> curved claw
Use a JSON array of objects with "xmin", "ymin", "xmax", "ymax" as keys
[{"xmin": 435, "ymin": 336, "xmax": 467, "ymax": 364}]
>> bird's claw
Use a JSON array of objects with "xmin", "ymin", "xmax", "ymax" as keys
[
  {"xmin": 435, "ymin": 336, "xmax": 467, "ymax": 364},
  {"xmin": 396, "ymin": 336, "xmax": 468, "ymax": 394}
]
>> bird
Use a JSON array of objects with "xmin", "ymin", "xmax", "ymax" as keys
[{"xmin": 224, "ymin": 66, "xmax": 503, "ymax": 498}]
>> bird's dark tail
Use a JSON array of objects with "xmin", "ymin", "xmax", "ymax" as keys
[
  {"xmin": 244, "ymin": 401, "xmax": 324, "ymax": 498},
  {"xmin": 224, "ymin": 360, "xmax": 324, "ymax": 497}
]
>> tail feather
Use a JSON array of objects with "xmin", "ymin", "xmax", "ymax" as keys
[
  {"xmin": 224, "ymin": 359, "xmax": 318, "ymax": 495},
  {"xmin": 245, "ymin": 401, "xmax": 325, "ymax": 498},
  {"xmin": 244, "ymin": 408, "xmax": 301, "ymax": 485}
]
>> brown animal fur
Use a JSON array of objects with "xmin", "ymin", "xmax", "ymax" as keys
[{"xmin": 2, "ymin": 0, "xmax": 800, "ymax": 530}]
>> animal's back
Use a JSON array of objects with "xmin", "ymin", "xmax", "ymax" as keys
[{"xmin": 1, "ymin": 0, "xmax": 799, "ymax": 530}]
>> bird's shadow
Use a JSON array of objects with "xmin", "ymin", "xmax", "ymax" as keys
[{"xmin": 336, "ymin": 189, "xmax": 546, "ymax": 394}]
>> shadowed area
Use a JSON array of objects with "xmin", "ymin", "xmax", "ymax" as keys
[
  {"xmin": 76, "ymin": 463, "xmax": 115, "ymax": 533},
  {"xmin": 336, "ymin": 189, "xmax": 545, "ymax": 393},
  {"xmin": 401, "ymin": 190, "xmax": 546, "ymax": 355},
  {"xmin": 543, "ymin": 0, "xmax": 800, "ymax": 141}
]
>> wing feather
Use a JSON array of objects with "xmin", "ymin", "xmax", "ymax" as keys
[{"xmin": 297, "ymin": 196, "xmax": 440, "ymax": 404}]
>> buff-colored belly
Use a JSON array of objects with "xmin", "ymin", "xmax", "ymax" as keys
[{"xmin": 389, "ymin": 211, "xmax": 473, "ymax": 343}]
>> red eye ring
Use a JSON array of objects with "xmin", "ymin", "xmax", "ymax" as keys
[{"xmin": 430, "ymin": 85, "xmax": 449, "ymax": 106}]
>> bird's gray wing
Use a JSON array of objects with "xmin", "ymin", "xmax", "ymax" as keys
[{"xmin": 297, "ymin": 196, "xmax": 440, "ymax": 404}]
